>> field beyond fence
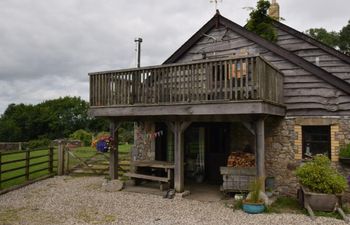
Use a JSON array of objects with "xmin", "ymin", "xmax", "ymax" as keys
[
  {"xmin": 0, "ymin": 144, "xmax": 131, "ymax": 192},
  {"xmin": 0, "ymin": 148, "xmax": 57, "ymax": 191}
]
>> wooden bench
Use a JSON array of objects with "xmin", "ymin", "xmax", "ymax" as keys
[{"xmin": 125, "ymin": 160, "xmax": 174, "ymax": 191}]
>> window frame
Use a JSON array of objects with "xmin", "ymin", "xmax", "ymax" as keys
[{"xmin": 301, "ymin": 125, "xmax": 331, "ymax": 159}]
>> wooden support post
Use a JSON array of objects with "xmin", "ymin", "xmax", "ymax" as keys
[
  {"xmin": 57, "ymin": 141, "xmax": 65, "ymax": 176},
  {"xmin": 305, "ymin": 203, "xmax": 315, "ymax": 220},
  {"xmin": 168, "ymin": 121, "xmax": 191, "ymax": 193},
  {"xmin": 25, "ymin": 150, "xmax": 30, "ymax": 181},
  {"xmin": 110, "ymin": 121, "xmax": 120, "ymax": 180},
  {"xmin": 65, "ymin": 147, "xmax": 70, "ymax": 175},
  {"xmin": 256, "ymin": 117, "xmax": 265, "ymax": 191},
  {"xmin": 336, "ymin": 207, "xmax": 349, "ymax": 222},
  {"xmin": 48, "ymin": 146, "xmax": 54, "ymax": 174}
]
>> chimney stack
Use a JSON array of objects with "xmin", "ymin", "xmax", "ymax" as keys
[{"xmin": 269, "ymin": 0, "xmax": 280, "ymax": 20}]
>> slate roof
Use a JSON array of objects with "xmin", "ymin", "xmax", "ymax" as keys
[{"xmin": 163, "ymin": 11, "xmax": 350, "ymax": 95}]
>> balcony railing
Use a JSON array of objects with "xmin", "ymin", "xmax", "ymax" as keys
[{"xmin": 89, "ymin": 55, "xmax": 283, "ymax": 107}]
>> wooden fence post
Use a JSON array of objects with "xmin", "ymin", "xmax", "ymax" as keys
[
  {"xmin": 65, "ymin": 146, "xmax": 70, "ymax": 174},
  {"xmin": 58, "ymin": 142, "xmax": 65, "ymax": 176},
  {"xmin": 48, "ymin": 145, "xmax": 54, "ymax": 174},
  {"xmin": 25, "ymin": 150, "xmax": 30, "ymax": 181}
]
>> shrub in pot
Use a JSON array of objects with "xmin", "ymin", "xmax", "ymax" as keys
[
  {"xmin": 295, "ymin": 155, "xmax": 348, "ymax": 211},
  {"xmin": 242, "ymin": 177, "xmax": 265, "ymax": 214}
]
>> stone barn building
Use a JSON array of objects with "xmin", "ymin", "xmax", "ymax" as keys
[{"xmin": 88, "ymin": 3, "xmax": 350, "ymax": 196}]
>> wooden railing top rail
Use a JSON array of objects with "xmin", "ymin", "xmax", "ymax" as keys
[
  {"xmin": 89, "ymin": 54, "xmax": 260, "ymax": 75},
  {"xmin": 0, "ymin": 147, "xmax": 55, "ymax": 155}
]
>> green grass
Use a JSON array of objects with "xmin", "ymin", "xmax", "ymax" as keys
[
  {"xmin": 266, "ymin": 196, "xmax": 303, "ymax": 214},
  {"xmin": 266, "ymin": 196, "xmax": 350, "ymax": 220},
  {"xmin": 66, "ymin": 144, "xmax": 131, "ymax": 169},
  {"xmin": 0, "ymin": 149, "xmax": 58, "ymax": 190},
  {"xmin": 0, "ymin": 144, "xmax": 132, "ymax": 190}
]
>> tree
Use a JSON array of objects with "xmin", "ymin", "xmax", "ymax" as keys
[
  {"xmin": 306, "ymin": 20, "xmax": 350, "ymax": 55},
  {"xmin": 305, "ymin": 28, "xmax": 339, "ymax": 49},
  {"xmin": 339, "ymin": 20, "xmax": 350, "ymax": 55},
  {"xmin": 246, "ymin": 0, "xmax": 277, "ymax": 42},
  {"xmin": 0, "ymin": 97, "xmax": 109, "ymax": 142}
]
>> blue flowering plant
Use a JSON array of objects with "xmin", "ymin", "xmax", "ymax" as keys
[{"xmin": 92, "ymin": 136, "xmax": 114, "ymax": 153}]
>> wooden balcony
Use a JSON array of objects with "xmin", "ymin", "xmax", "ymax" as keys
[{"xmin": 89, "ymin": 55, "xmax": 285, "ymax": 118}]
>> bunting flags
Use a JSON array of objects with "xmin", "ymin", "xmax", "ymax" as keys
[{"xmin": 144, "ymin": 130, "xmax": 164, "ymax": 140}]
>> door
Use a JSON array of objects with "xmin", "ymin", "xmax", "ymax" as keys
[{"xmin": 205, "ymin": 123, "xmax": 230, "ymax": 184}]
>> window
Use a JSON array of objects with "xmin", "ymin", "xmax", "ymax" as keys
[
  {"xmin": 230, "ymin": 62, "xmax": 247, "ymax": 79},
  {"xmin": 302, "ymin": 126, "xmax": 331, "ymax": 158},
  {"xmin": 211, "ymin": 62, "xmax": 248, "ymax": 82}
]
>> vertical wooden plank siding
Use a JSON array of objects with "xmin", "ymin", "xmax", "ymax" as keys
[
  {"xmin": 191, "ymin": 64, "xmax": 195, "ymax": 102},
  {"xmin": 213, "ymin": 62, "xmax": 217, "ymax": 100},
  {"xmin": 181, "ymin": 65, "xmax": 185, "ymax": 102},
  {"xmin": 200, "ymin": 63, "xmax": 205, "ymax": 101},
  {"xmin": 245, "ymin": 58, "xmax": 249, "ymax": 99},
  {"xmin": 250, "ymin": 58, "xmax": 255, "ymax": 99},
  {"xmin": 234, "ymin": 60, "xmax": 238, "ymax": 100},
  {"xmin": 155, "ymin": 68, "xmax": 159, "ymax": 104},
  {"xmin": 229, "ymin": 60, "xmax": 233, "ymax": 100},
  {"xmin": 161, "ymin": 68, "xmax": 165, "ymax": 103},
  {"xmin": 224, "ymin": 61, "xmax": 228, "ymax": 99}
]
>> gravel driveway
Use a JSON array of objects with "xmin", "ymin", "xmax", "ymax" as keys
[{"xmin": 0, "ymin": 176, "xmax": 347, "ymax": 225}]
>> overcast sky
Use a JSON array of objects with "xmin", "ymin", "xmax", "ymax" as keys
[{"xmin": 0, "ymin": 0, "xmax": 349, "ymax": 114}]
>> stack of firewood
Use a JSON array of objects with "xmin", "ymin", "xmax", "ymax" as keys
[{"xmin": 227, "ymin": 152, "xmax": 255, "ymax": 167}]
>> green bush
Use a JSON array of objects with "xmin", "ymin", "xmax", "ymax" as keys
[
  {"xmin": 119, "ymin": 127, "xmax": 134, "ymax": 144},
  {"xmin": 69, "ymin": 129, "xmax": 93, "ymax": 146},
  {"xmin": 95, "ymin": 131, "xmax": 110, "ymax": 139},
  {"xmin": 26, "ymin": 138, "xmax": 51, "ymax": 150},
  {"xmin": 295, "ymin": 155, "xmax": 347, "ymax": 194},
  {"xmin": 340, "ymin": 144, "xmax": 350, "ymax": 158}
]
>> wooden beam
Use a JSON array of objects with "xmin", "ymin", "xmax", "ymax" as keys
[
  {"xmin": 255, "ymin": 117, "xmax": 265, "ymax": 191},
  {"xmin": 180, "ymin": 121, "xmax": 191, "ymax": 132},
  {"xmin": 110, "ymin": 121, "xmax": 121, "ymax": 180},
  {"xmin": 57, "ymin": 141, "xmax": 65, "ymax": 176},
  {"xmin": 242, "ymin": 121, "xmax": 256, "ymax": 136},
  {"xmin": 174, "ymin": 121, "xmax": 183, "ymax": 192},
  {"xmin": 89, "ymin": 101, "xmax": 286, "ymax": 117},
  {"xmin": 169, "ymin": 121, "xmax": 191, "ymax": 193}
]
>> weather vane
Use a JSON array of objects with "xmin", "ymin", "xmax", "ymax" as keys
[{"xmin": 210, "ymin": 0, "xmax": 223, "ymax": 11}]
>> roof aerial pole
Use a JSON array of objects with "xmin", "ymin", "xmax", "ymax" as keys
[
  {"xmin": 135, "ymin": 37, "xmax": 142, "ymax": 68},
  {"xmin": 210, "ymin": 0, "xmax": 222, "ymax": 11}
]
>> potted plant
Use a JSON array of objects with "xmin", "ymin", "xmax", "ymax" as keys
[
  {"xmin": 339, "ymin": 144, "xmax": 350, "ymax": 164},
  {"xmin": 92, "ymin": 135, "xmax": 114, "ymax": 153},
  {"xmin": 296, "ymin": 155, "xmax": 348, "ymax": 212},
  {"xmin": 242, "ymin": 177, "xmax": 265, "ymax": 214}
]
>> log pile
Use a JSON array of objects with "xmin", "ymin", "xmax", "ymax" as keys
[{"xmin": 227, "ymin": 152, "xmax": 255, "ymax": 168}]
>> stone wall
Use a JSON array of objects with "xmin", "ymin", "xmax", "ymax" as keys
[
  {"xmin": 133, "ymin": 121, "xmax": 155, "ymax": 161},
  {"xmin": 265, "ymin": 116, "xmax": 350, "ymax": 197}
]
